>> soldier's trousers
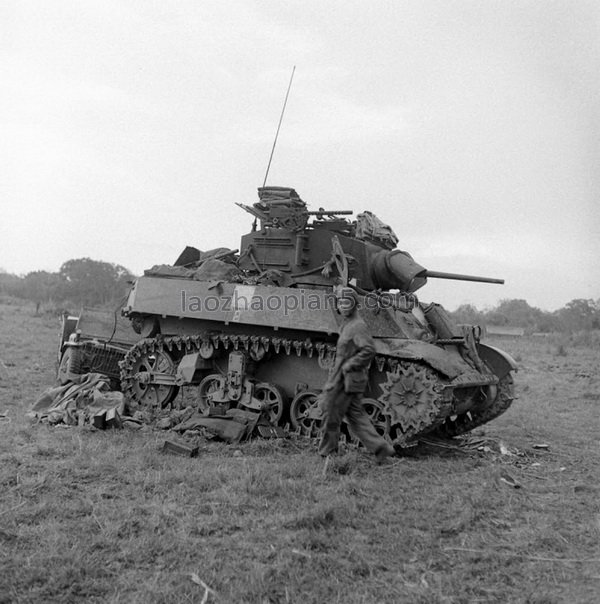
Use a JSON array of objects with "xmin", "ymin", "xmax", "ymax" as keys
[{"xmin": 318, "ymin": 382, "xmax": 389, "ymax": 456}]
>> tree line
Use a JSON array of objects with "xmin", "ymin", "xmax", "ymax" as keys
[
  {"xmin": 0, "ymin": 258, "xmax": 135, "ymax": 312},
  {"xmin": 0, "ymin": 259, "xmax": 597, "ymax": 333},
  {"xmin": 450, "ymin": 298, "xmax": 600, "ymax": 334}
]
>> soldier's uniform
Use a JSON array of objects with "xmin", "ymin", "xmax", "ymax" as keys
[{"xmin": 318, "ymin": 292, "xmax": 395, "ymax": 462}]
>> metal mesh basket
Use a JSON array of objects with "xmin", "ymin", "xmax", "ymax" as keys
[{"xmin": 79, "ymin": 341, "xmax": 129, "ymax": 379}]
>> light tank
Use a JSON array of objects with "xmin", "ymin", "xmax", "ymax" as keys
[{"xmin": 120, "ymin": 187, "xmax": 516, "ymax": 446}]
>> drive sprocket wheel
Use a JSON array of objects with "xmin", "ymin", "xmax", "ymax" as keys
[
  {"xmin": 432, "ymin": 373, "xmax": 515, "ymax": 438},
  {"xmin": 378, "ymin": 361, "xmax": 448, "ymax": 446},
  {"xmin": 121, "ymin": 340, "xmax": 178, "ymax": 409}
]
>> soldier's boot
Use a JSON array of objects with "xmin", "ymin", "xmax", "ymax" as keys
[{"xmin": 375, "ymin": 443, "xmax": 395, "ymax": 465}]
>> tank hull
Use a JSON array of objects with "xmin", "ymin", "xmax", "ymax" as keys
[{"xmin": 121, "ymin": 275, "xmax": 512, "ymax": 446}]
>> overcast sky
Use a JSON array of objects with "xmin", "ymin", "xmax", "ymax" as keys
[{"xmin": 2, "ymin": 1, "xmax": 599, "ymax": 310}]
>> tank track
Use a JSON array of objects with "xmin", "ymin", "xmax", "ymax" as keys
[
  {"xmin": 431, "ymin": 373, "xmax": 515, "ymax": 438},
  {"xmin": 120, "ymin": 334, "xmax": 338, "ymax": 411},
  {"xmin": 120, "ymin": 333, "xmax": 465, "ymax": 445}
]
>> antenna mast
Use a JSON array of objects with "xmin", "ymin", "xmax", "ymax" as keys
[{"xmin": 263, "ymin": 66, "xmax": 296, "ymax": 188}]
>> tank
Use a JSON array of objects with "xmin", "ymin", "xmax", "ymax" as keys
[{"xmin": 120, "ymin": 186, "xmax": 516, "ymax": 446}]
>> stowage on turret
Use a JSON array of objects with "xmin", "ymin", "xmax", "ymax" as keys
[{"xmin": 120, "ymin": 187, "xmax": 516, "ymax": 446}]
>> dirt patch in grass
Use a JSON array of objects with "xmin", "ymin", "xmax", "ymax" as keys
[{"xmin": 0, "ymin": 301, "xmax": 599, "ymax": 603}]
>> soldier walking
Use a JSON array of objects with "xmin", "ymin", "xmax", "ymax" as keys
[{"xmin": 318, "ymin": 288, "xmax": 395, "ymax": 463}]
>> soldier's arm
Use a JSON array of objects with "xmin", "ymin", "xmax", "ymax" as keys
[{"xmin": 342, "ymin": 325, "xmax": 375, "ymax": 372}]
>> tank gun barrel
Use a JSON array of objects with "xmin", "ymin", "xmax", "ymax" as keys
[
  {"xmin": 370, "ymin": 249, "xmax": 504, "ymax": 293},
  {"xmin": 425, "ymin": 271, "xmax": 504, "ymax": 285}
]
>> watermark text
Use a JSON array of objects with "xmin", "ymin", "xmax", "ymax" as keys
[{"xmin": 180, "ymin": 289, "xmax": 418, "ymax": 315}]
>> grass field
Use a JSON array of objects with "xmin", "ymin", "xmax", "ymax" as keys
[{"xmin": 0, "ymin": 299, "xmax": 598, "ymax": 603}]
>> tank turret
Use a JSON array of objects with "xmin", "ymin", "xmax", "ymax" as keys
[
  {"xmin": 236, "ymin": 186, "xmax": 504, "ymax": 294},
  {"xmin": 120, "ymin": 186, "xmax": 516, "ymax": 447}
]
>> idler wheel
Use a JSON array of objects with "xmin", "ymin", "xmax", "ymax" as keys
[{"xmin": 126, "ymin": 346, "xmax": 178, "ymax": 409}]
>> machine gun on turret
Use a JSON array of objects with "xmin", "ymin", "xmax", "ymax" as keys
[{"xmin": 236, "ymin": 186, "xmax": 353, "ymax": 231}]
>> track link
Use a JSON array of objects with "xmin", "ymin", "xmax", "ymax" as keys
[{"xmin": 432, "ymin": 373, "xmax": 515, "ymax": 438}]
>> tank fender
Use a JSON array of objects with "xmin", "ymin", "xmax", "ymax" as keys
[
  {"xmin": 374, "ymin": 338, "xmax": 476, "ymax": 380},
  {"xmin": 476, "ymin": 343, "xmax": 518, "ymax": 380}
]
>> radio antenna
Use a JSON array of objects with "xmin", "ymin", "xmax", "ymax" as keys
[{"xmin": 263, "ymin": 66, "xmax": 296, "ymax": 188}]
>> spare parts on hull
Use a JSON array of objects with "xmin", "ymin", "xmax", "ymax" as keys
[{"xmin": 120, "ymin": 187, "xmax": 516, "ymax": 446}]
